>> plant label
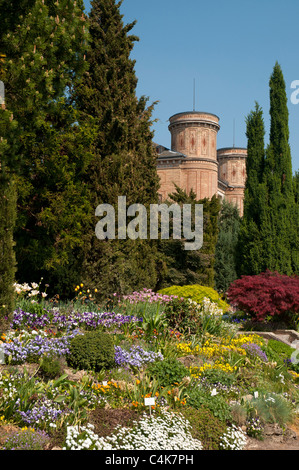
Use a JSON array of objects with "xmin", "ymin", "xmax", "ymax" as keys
[{"xmin": 144, "ymin": 397, "xmax": 155, "ymax": 406}]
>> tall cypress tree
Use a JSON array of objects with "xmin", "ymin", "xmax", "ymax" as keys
[
  {"xmin": 237, "ymin": 102, "xmax": 268, "ymax": 275},
  {"xmin": 238, "ymin": 63, "xmax": 298, "ymax": 277},
  {"xmin": 263, "ymin": 62, "xmax": 297, "ymax": 274},
  {"xmin": 74, "ymin": 0, "xmax": 161, "ymax": 297}
]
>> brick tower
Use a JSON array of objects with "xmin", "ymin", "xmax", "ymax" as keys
[
  {"xmin": 155, "ymin": 110, "xmax": 247, "ymax": 215},
  {"xmin": 157, "ymin": 111, "xmax": 220, "ymax": 200},
  {"xmin": 217, "ymin": 147, "xmax": 247, "ymax": 216}
]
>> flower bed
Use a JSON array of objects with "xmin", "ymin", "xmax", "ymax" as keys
[{"xmin": 0, "ymin": 287, "xmax": 298, "ymax": 451}]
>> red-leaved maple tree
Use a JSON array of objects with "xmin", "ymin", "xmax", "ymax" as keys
[{"xmin": 227, "ymin": 271, "xmax": 299, "ymax": 322}]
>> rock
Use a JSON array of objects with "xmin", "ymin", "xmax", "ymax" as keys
[
  {"xmin": 263, "ymin": 423, "xmax": 283, "ymax": 438},
  {"xmin": 177, "ymin": 355, "xmax": 204, "ymax": 367},
  {"xmin": 284, "ymin": 427, "xmax": 297, "ymax": 441},
  {"xmin": 63, "ymin": 367, "xmax": 89, "ymax": 382},
  {"xmin": 262, "ymin": 423, "xmax": 297, "ymax": 443}
]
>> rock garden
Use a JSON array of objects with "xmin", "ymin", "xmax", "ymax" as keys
[{"xmin": 0, "ymin": 279, "xmax": 298, "ymax": 451}]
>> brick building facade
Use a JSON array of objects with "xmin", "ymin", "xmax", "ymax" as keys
[{"xmin": 155, "ymin": 111, "xmax": 247, "ymax": 215}]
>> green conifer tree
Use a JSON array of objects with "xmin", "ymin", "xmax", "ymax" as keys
[
  {"xmin": 238, "ymin": 63, "xmax": 298, "ymax": 276},
  {"xmin": 214, "ymin": 200, "xmax": 241, "ymax": 293},
  {"xmin": 0, "ymin": 103, "xmax": 18, "ymax": 317},
  {"xmin": 74, "ymin": 0, "xmax": 161, "ymax": 297},
  {"xmin": 0, "ymin": 175, "xmax": 17, "ymax": 317},
  {"xmin": 0, "ymin": 29, "xmax": 19, "ymax": 317},
  {"xmin": 237, "ymin": 102, "xmax": 268, "ymax": 275},
  {"xmin": 0, "ymin": 0, "xmax": 92, "ymax": 297},
  {"xmin": 262, "ymin": 63, "xmax": 297, "ymax": 274},
  {"xmin": 157, "ymin": 185, "xmax": 220, "ymax": 289}
]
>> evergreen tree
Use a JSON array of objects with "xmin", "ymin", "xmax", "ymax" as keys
[
  {"xmin": 74, "ymin": 0, "xmax": 161, "ymax": 298},
  {"xmin": 238, "ymin": 63, "xmax": 298, "ymax": 277},
  {"xmin": 157, "ymin": 185, "xmax": 220, "ymax": 289},
  {"xmin": 0, "ymin": 27, "xmax": 19, "ymax": 317},
  {"xmin": 237, "ymin": 102, "xmax": 268, "ymax": 275},
  {"xmin": 0, "ymin": 174, "xmax": 17, "ymax": 317},
  {"xmin": 214, "ymin": 200, "xmax": 241, "ymax": 293},
  {"xmin": 262, "ymin": 62, "xmax": 297, "ymax": 274},
  {"xmin": 0, "ymin": 101, "xmax": 18, "ymax": 316},
  {"xmin": 0, "ymin": 0, "xmax": 91, "ymax": 297},
  {"xmin": 294, "ymin": 171, "xmax": 299, "ymax": 204}
]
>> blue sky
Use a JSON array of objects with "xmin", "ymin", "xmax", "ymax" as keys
[{"xmin": 84, "ymin": 0, "xmax": 299, "ymax": 173}]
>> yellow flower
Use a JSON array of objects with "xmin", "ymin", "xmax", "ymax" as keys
[
  {"xmin": 80, "ymin": 283, "xmax": 83, "ymax": 288},
  {"xmin": 94, "ymin": 288, "xmax": 98, "ymax": 293}
]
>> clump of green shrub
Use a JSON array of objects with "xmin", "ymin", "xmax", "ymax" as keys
[
  {"xmin": 249, "ymin": 392, "xmax": 293, "ymax": 427},
  {"xmin": 66, "ymin": 331, "xmax": 115, "ymax": 372},
  {"xmin": 158, "ymin": 285, "xmax": 229, "ymax": 312},
  {"xmin": 146, "ymin": 358, "xmax": 190, "ymax": 387},
  {"xmin": 180, "ymin": 406, "xmax": 227, "ymax": 450},
  {"xmin": 265, "ymin": 339, "xmax": 295, "ymax": 361},
  {"xmin": 39, "ymin": 355, "xmax": 62, "ymax": 379},
  {"xmin": 264, "ymin": 339, "xmax": 299, "ymax": 374},
  {"xmin": 186, "ymin": 386, "xmax": 232, "ymax": 423}
]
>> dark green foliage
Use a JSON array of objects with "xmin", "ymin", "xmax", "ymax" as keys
[
  {"xmin": 74, "ymin": 0, "xmax": 161, "ymax": 298},
  {"xmin": 214, "ymin": 200, "xmax": 241, "ymax": 293},
  {"xmin": 157, "ymin": 185, "xmax": 220, "ymax": 289},
  {"xmin": 238, "ymin": 64, "xmax": 298, "ymax": 277},
  {"xmin": 66, "ymin": 331, "xmax": 115, "ymax": 372},
  {"xmin": 180, "ymin": 406, "xmax": 227, "ymax": 450},
  {"xmin": 39, "ymin": 355, "xmax": 62, "ymax": 379},
  {"xmin": 0, "ymin": 177, "xmax": 17, "ymax": 316},
  {"xmin": 237, "ymin": 102, "xmax": 267, "ymax": 275},
  {"xmin": 186, "ymin": 386, "xmax": 232, "ymax": 423},
  {"xmin": 294, "ymin": 171, "xmax": 299, "ymax": 204},
  {"xmin": 0, "ymin": 0, "xmax": 92, "ymax": 296},
  {"xmin": 146, "ymin": 358, "xmax": 190, "ymax": 387}
]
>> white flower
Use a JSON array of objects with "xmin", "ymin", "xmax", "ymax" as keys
[{"xmin": 64, "ymin": 411, "xmax": 203, "ymax": 451}]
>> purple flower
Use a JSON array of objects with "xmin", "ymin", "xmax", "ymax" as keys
[
  {"xmin": 10, "ymin": 309, "xmax": 142, "ymax": 332},
  {"xmin": 114, "ymin": 345, "xmax": 163, "ymax": 368},
  {"xmin": 3, "ymin": 329, "xmax": 81, "ymax": 364},
  {"xmin": 241, "ymin": 342, "xmax": 268, "ymax": 362}
]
